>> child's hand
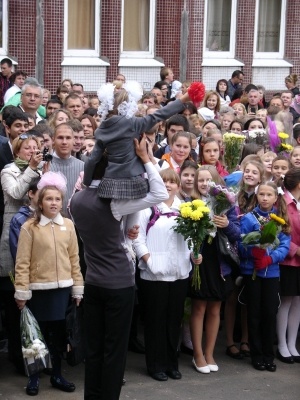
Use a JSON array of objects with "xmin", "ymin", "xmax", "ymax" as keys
[
  {"xmin": 15, "ymin": 299, "xmax": 26, "ymax": 310},
  {"xmin": 252, "ymin": 247, "xmax": 266, "ymax": 259},
  {"xmin": 134, "ymin": 133, "xmax": 150, "ymax": 164},
  {"xmin": 213, "ymin": 215, "xmax": 229, "ymax": 228},
  {"xmin": 191, "ymin": 252, "xmax": 203, "ymax": 265},
  {"xmin": 42, "ymin": 161, "xmax": 50, "ymax": 174},
  {"xmin": 127, "ymin": 225, "xmax": 139, "ymax": 240},
  {"xmin": 254, "ymin": 255, "xmax": 272, "ymax": 270}
]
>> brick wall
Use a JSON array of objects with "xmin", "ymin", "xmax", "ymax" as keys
[
  {"xmin": 186, "ymin": 0, "xmax": 204, "ymax": 81},
  {"xmin": 156, "ymin": 0, "xmax": 182, "ymax": 81},
  {"xmin": 6, "ymin": 1, "xmax": 300, "ymax": 95},
  {"xmin": 101, "ymin": 0, "xmax": 122, "ymax": 82},
  {"xmin": 286, "ymin": 0, "xmax": 300, "ymax": 78},
  {"xmin": 235, "ymin": 0, "xmax": 256, "ymax": 86},
  {"xmin": 43, "ymin": 0, "xmax": 64, "ymax": 92},
  {"xmin": 9, "ymin": 0, "xmax": 36, "ymax": 77}
]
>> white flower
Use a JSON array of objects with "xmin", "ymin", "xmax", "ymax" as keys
[{"xmin": 248, "ymin": 131, "xmax": 257, "ymax": 138}]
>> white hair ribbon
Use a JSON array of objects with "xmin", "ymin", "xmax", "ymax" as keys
[
  {"xmin": 277, "ymin": 187, "xmax": 284, "ymax": 195},
  {"xmin": 280, "ymin": 174, "xmax": 285, "ymax": 180},
  {"xmin": 254, "ymin": 186, "xmax": 259, "ymax": 194}
]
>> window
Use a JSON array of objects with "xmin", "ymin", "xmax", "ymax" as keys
[
  {"xmin": 254, "ymin": 0, "xmax": 287, "ymax": 59},
  {"xmin": 203, "ymin": 0, "xmax": 237, "ymax": 59},
  {"xmin": 120, "ymin": 0, "xmax": 156, "ymax": 58},
  {"xmin": 0, "ymin": 0, "xmax": 8, "ymax": 55},
  {"xmin": 64, "ymin": 0, "xmax": 100, "ymax": 57}
]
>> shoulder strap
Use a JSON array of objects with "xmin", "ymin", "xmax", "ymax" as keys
[
  {"xmin": 146, "ymin": 206, "xmax": 160, "ymax": 234},
  {"xmin": 146, "ymin": 206, "xmax": 179, "ymax": 234},
  {"xmin": 252, "ymin": 210, "xmax": 261, "ymax": 224}
]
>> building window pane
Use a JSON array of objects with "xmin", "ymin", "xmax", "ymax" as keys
[
  {"xmin": 123, "ymin": 0, "xmax": 150, "ymax": 51},
  {"xmin": 205, "ymin": 0, "xmax": 231, "ymax": 52},
  {"xmin": 68, "ymin": 0, "xmax": 95, "ymax": 49},
  {"xmin": 256, "ymin": 0, "xmax": 281, "ymax": 52}
]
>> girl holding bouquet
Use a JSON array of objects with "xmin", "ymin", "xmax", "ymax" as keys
[
  {"xmin": 190, "ymin": 166, "xmax": 240, "ymax": 373},
  {"xmin": 14, "ymin": 172, "xmax": 84, "ymax": 396},
  {"xmin": 276, "ymin": 170, "xmax": 300, "ymax": 363},
  {"xmin": 238, "ymin": 182, "xmax": 291, "ymax": 371},
  {"xmin": 134, "ymin": 168, "xmax": 202, "ymax": 382},
  {"xmin": 224, "ymin": 158, "xmax": 264, "ymax": 360}
]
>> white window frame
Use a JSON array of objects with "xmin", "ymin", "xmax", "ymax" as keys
[
  {"xmin": 202, "ymin": 0, "xmax": 238, "ymax": 59},
  {"xmin": 63, "ymin": 0, "xmax": 100, "ymax": 58},
  {"xmin": 253, "ymin": 0, "xmax": 287, "ymax": 60},
  {"xmin": 120, "ymin": 0, "xmax": 156, "ymax": 59},
  {"xmin": 0, "ymin": 0, "xmax": 8, "ymax": 56}
]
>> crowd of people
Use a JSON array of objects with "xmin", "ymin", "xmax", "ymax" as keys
[{"xmin": 0, "ymin": 58, "xmax": 300, "ymax": 399}]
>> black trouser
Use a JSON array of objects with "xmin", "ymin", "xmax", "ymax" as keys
[
  {"xmin": 0, "ymin": 288, "xmax": 23, "ymax": 371},
  {"xmin": 84, "ymin": 283, "xmax": 135, "ymax": 400},
  {"xmin": 139, "ymin": 278, "xmax": 188, "ymax": 375},
  {"xmin": 243, "ymin": 275, "xmax": 279, "ymax": 364},
  {"xmin": 38, "ymin": 320, "xmax": 66, "ymax": 377}
]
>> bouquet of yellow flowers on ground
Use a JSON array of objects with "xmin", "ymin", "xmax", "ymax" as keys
[
  {"xmin": 241, "ymin": 213, "xmax": 286, "ymax": 279},
  {"xmin": 173, "ymin": 199, "xmax": 214, "ymax": 290},
  {"xmin": 223, "ymin": 132, "xmax": 245, "ymax": 173},
  {"xmin": 276, "ymin": 132, "xmax": 293, "ymax": 155}
]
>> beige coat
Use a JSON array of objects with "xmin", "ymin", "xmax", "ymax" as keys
[{"xmin": 14, "ymin": 213, "xmax": 84, "ymax": 300}]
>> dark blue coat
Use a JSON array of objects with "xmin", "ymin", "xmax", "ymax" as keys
[{"xmin": 9, "ymin": 205, "xmax": 31, "ymax": 263}]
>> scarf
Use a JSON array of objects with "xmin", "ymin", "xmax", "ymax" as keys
[
  {"xmin": 14, "ymin": 158, "xmax": 30, "ymax": 171},
  {"xmin": 201, "ymin": 160, "xmax": 229, "ymax": 177}
]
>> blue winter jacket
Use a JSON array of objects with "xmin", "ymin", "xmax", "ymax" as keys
[
  {"xmin": 9, "ymin": 205, "xmax": 31, "ymax": 263},
  {"xmin": 238, "ymin": 206, "xmax": 291, "ymax": 278}
]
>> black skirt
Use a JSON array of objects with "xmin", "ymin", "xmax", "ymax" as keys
[
  {"xmin": 279, "ymin": 265, "xmax": 300, "ymax": 296},
  {"xmin": 28, "ymin": 287, "xmax": 70, "ymax": 322},
  {"xmin": 188, "ymin": 237, "xmax": 233, "ymax": 301}
]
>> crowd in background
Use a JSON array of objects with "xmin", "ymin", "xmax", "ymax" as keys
[{"xmin": 0, "ymin": 57, "xmax": 300, "ymax": 399}]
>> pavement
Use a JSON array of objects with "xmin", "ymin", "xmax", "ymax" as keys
[{"xmin": 0, "ymin": 328, "xmax": 299, "ymax": 400}]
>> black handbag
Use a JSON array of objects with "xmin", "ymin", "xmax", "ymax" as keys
[
  {"xmin": 65, "ymin": 302, "xmax": 84, "ymax": 367},
  {"xmin": 217, "ymin": 229, "xmax": 240, "ymax": 271}
]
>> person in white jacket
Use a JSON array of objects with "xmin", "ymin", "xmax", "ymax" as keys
[{"xmin": 134, "ymin": 168, "xmax": 202, "ymax": 382}]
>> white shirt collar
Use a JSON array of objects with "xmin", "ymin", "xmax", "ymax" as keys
[
  {"xmin": 39, "ymin": 212, "xmax": 64, "ymax": 226},
  {"xmin": 287, "ymin": 190, "xmax": 300, "ymax": 210}
]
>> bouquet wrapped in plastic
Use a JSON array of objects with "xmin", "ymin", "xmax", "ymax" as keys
[
  {"xmin": 20, "ymin": 306, "xmax": 52, "ymax": 376},
  {"xmin": 207, "ymin": 181, "xmax": 238, "ymax": 216},
  {"xmin": 223, "ymin": 132, "xmax": 245, "ymax": 173}
]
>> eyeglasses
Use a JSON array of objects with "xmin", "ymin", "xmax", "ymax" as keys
[
  {"xmin": 19, "ymin": 134, "xmax": 38, "ymax": 140},
  {"xmin": 23, "ymin": 93, "xmax": 42, "ymax": 99}
]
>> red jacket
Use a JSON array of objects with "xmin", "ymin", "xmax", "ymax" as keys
[{"xmin": 281, "ymin": 191, "xmax": 300, "ymax": 267}]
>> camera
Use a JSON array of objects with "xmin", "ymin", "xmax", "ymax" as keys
[{"xmin": 41, "ymin": 148, "xmax": 53, "ymax": 162}]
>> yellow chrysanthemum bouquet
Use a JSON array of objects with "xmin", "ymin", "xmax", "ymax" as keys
[
  {"xmin": 241, "ymin": 213, "xmax": 286, "ymax": 279},
  {"xmin": 276, "ymin": 132, "xmax": 293, "ymax": 155},
  {"xmin": 223, "ymin": 132, "xmax": 245, "ymax": 173},
  {"xmin": 173, "ymin": 200, "xmax": 214, "ymax": 289}
]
